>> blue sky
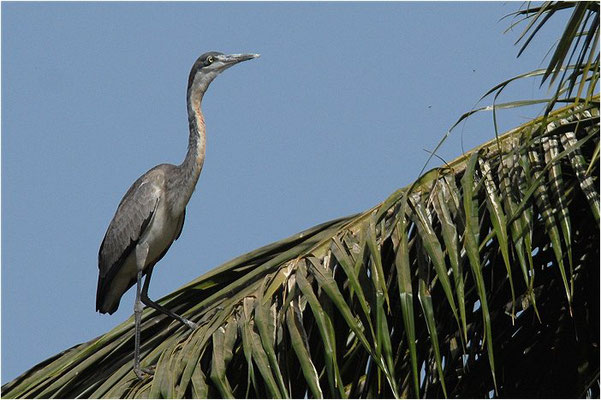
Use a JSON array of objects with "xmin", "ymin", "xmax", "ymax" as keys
[{"xmin": 2, "ymin": 2, "xmax": 565, "ymax": 383}]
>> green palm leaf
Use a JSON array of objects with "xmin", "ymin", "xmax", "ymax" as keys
[
  {"xmin": 3, "ymin": 98, "xmax": 598, "ymax": 399},
  {"xmin": 3, "ymin": 3, "xmax": 599, "ymax": 397}
]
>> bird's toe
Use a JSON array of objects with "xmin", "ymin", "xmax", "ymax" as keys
[
  {"xmin": 186, "ymin": 320, "xmax": 199, "ymax": 330},
  {"xmin": 134, "ymin": 367, "xmax": 153, "ymax": 380}
]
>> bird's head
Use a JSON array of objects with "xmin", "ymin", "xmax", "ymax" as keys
[{"xmin": 188, "ymin": 51, "xmax": 260, "ymax": 95}]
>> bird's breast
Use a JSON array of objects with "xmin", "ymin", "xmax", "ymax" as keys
[{"xmin": 139, "ymin": 199, "xmax": 182, "ymax": 264}]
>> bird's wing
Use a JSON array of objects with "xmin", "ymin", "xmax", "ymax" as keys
[{"xmin": 96, "ymin": 167, "xmax": 166, "ymax": 310}]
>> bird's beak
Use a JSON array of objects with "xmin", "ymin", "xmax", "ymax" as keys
[{"xmin": 217, "ymin": 53, "xmax": 260, "ymax": 68}]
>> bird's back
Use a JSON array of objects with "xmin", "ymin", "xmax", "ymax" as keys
[{"xmin": 97, "ymin": 164, "xmax": 185, "ymax": 314}]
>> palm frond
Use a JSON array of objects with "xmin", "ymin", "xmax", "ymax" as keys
[
  {"xmin": 504, "ymin": 1, "xmax": 599, "ymax": 110},
  {"xmin": 3, "ymin": 98, "xmax": 599, "ymax": 399}
]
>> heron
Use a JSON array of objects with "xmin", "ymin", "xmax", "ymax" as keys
[{"xmin": 96, "ymin": 51, "xmax": 259, "ymax": 379}]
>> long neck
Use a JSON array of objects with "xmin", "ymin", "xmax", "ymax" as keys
[{"xmin": 167, "ymin": 85, "xmax": 206, "ymax": 214}]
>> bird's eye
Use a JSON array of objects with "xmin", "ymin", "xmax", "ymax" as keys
[{"xmin": 206, "ymin": 56, "xmax": 214, "ymax": 64}]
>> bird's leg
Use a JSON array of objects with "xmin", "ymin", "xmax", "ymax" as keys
[
  {"xmin": 141, "ymin": 265, "xmax": 198, "ymax": 330},
  {"xmin": 133, "ymin": 243, "xmax": 152, "ymax": 379},
  {"xmin": 133, "ymin": 269, "xmax": 146, "ymax": 379}
]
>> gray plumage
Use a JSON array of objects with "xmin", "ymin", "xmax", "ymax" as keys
[
  {"xmin": 97, "ymin": 164, "xmax": 185, "ymax": 314},
  {"xmin": 95, "ymin": 51, "xmax": 259, "ymax": 378}
]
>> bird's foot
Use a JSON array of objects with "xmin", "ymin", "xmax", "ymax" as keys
[
  {"xmin": 134, "ymin": 365, "xmax": 155, "ymax": 380},
  {"xmin": 182, "ymin": 318, "xmax": 198, "ymax": 331}
]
